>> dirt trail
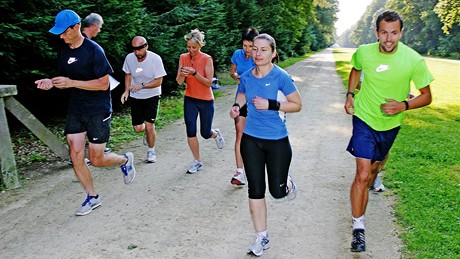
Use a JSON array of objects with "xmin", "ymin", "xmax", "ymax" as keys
[{"xmin": 0, "ymin": 49, "xmax": 402, "ymax": 258}]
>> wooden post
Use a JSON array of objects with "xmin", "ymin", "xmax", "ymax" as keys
[
  {"xmin": 0, "ymin": 85, "xmax": 70, "ymax": 189},
  {"xmin": 0, "ymin": 85, "xmax": 20, "ymax": 189},
  {"xmin": 4, "ymin": 97, "xmax": 69, "ymax": 159}
]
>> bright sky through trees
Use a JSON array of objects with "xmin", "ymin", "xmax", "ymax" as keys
[{"xmin": 335, "ymin": 0, "xmax": 373, "ymax": 35}]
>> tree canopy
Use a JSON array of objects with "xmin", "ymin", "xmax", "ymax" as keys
[
  {"xmin": 336, "ymin": 0, "xmax": 460, "ymax": 59},
  {"xmin": 0, "ymin": 0, "xmax": 338, "ymax": 119}
]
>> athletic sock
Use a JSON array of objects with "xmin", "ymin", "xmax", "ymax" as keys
[
  {"xmin": 148, "ymin": 147, "xmax": 155, "ymax": 153},
  {"xmin": 352, "ymin": 215, "xmax": 365, "ymax": 230},
  {"xmin": 256, "ymin": 230, "xmax": 268, "ymax": 238}
]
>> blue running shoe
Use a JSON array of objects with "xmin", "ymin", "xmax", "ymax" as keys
[{"xmin": 75, "ymin": 194, "xmax": 101, "ymax": 216}]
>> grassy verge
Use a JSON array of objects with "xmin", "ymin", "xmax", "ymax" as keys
[{"xmin": 333, "ymin": 48, "xmax": 460, "ymax": 258}]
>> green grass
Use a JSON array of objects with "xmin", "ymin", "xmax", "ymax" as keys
[
  {"xmin": 333, "ymin": 48, "xmax": 460, "ymax": 258},
  {"xmin": 278, "ymin": 53, "xmax": 314, "ymax": 68},
  {"xmin": 108, "ymin": 93, "xmax": 186, "ymax": 150}
]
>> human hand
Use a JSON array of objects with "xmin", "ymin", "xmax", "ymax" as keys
[
  {"xmin": 129, "ymin": 84, "xmax": 143, "ymax": 92},
  {"xmin": 121, "ymin": 92, "xmax": 129, "ymax": 104},
  {"xmin": 180, "ymin": 66, "xmax": 194, "ymax": 77},
  {"xmin": 229, "ymin": 105, "xmax": 240, "ymax": 118},
  {"xmin": 35, "ymin": 78, "xmax": 54, "ymax": 90},
  {"xmin": 344, "ymin": 98, "xmax": 354, "ymax": 115},
  {"xmin": 51, "ymin": 77, "xmax": 72, "ymax": 89},
  {"xmin": 381, "ymin": 98, "xmax": 404, "ymax": 116},
  {"xmin": 252, "ymin": 96, "xmax": 269, "ymax": 110}
]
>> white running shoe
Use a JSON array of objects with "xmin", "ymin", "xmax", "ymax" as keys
[
  {"xmin": 146, "ymin": 151, "xmax": 157, "ymax": 163},
  {"xmin": 187, "ymin": 160, "xmax": 203, "ymax": 174},
  {"xmin": 287, "ymin": 174, "xmax": 297, "ymax": 200},
  {"xmin": 214, "ymin": 129, "xmax": 225, "ymax": 149},
  {"xmin": 247, "ymin": 233, "xmax": 270, "ymax": 256},
  {"xmin": 372, "ymin": 173, "xmax": 386, "ymax": 192},
  {"xmin": 231, "ymin": 170, "xmax": 246, "ymax": 186},
  {"xmin": 120, "ymin": 152, "xmax": 136, "ymax": 184}
]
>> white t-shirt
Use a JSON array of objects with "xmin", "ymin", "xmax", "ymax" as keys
[{"xmin": 122, "ymin": 51, "xmax": 167, "ymax": 99}]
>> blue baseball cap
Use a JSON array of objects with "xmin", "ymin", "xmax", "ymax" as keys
[{"xmin": 49, "ymin": 10, "xmax": 81, "ymax": 35}]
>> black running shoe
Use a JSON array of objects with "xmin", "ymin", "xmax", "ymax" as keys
[{"xmin": 351, "ymin": 229, "xmax": 366, "ymax": 252}]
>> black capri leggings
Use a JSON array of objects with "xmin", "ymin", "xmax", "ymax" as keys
[{"xmin": 240, "ymin": 133, "xmax": 292, "ymax": 199}]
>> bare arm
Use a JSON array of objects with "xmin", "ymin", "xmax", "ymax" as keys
[
  {"xmin": 121, "ymin": 73, "xmax": 132, "ymax": 104},
  {"xmin": 230, "ymin": 63, "xmax": 239, "ymax": 81},
  {"xmin": 381, "ymin": 86, "xmax": 432, "ymax": 116},
  {"xmin": 280, "ymin": 90, "xmax": 302, "ymax": 112},
  {"xmin": 51, "ymin": 75, "xmax": 109, "ymax": 91},
  {"xmin": 176, "ymin": 58, "xmax": 186, "ymax": 85},
  {"xmin": 252, "ymin": 90, "xmax": 302, "ymax": 113},
  {"xmin": 230, "ymin": 92, "xmax": 247, "ymax": 118},
  {"xmin": 142, "ymin": 77, "xmax": 163, "ymax": 89},
  {"xmin": 344, "ymin": 67, "xmax": 361, "ymax": 115}
]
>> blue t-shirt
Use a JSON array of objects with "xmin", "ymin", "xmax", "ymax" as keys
[
  {"xmin": 57, "ymin": 38, "xmax": 114, "ymax": 115},
  {"xmin": 231, "ymin": 49, "xmax": 256, "ymax": 75},
  {"xmin": 238, "ymin": 65, "xmax": 297, "ymax": 140}
]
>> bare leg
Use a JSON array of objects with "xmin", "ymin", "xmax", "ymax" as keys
[
  {"xmin": 68, "ymin": 132, "xmax": 97, "ymax": 196},
  {"xmin": 187, "ymin": 136, "xmax": 200, "ymax": 161},
  {"xmin": 144, "ymin": 122, "xmax": 156, "ymax": 148},
  {"xmin": 134, "ymin": 122, "xmax": 156, "ymax": 148},
  {"xmin": 249, "ymin": 198, "xmax": 267, "ymax": 232},
  {"xmin": 350, "ymin": 158, "xmax": 383, "ymax": 217},
  {"xmin": 234, "ymin": 116, "xmax": 246, "ymax": 169}
]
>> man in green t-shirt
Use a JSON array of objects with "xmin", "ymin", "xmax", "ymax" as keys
[{"xmin": 344, "ymin": 10, "xmax": 433, "ymax": 253}]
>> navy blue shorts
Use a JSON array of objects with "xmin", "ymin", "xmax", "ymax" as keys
[
  {"xmin": 64, "ymin": 112, "xmax": 111, "ymax": 144},
  {"xmin": 346, "ymin": 116, "xmax": 400, "ymax": 163},
  {"xmin": 183, "ymin": 96, "xmax": 214, "ymax": 138},
  {"xmin": 130, "ymin": 95, "xmax": 160, "ymax": 125}
]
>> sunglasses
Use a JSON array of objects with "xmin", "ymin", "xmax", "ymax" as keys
[{"xmin": 132, "ymin": 43, "xmax": 148, "ymax": 51}]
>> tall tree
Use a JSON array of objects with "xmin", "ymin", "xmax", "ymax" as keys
[
  {"xmin": 434, "ymin": 0, "xmax": 460, "ymax": 34},
  {"xmin": 349, "ymin": 0, "xmax": 387, "ymax": 45}
]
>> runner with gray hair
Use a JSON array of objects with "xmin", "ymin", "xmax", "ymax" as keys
[{"xmin": 82, "ymin": 13, "xmax": 103, "ymax": 39}]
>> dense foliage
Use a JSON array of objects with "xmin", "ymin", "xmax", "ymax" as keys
[
  {"xmin": 336, "ymin": 0, "xmax": 460, "ymax": 59},
  {"xmin": 0, "ymin": 0, "xmax": 338, "ymax": 121}
]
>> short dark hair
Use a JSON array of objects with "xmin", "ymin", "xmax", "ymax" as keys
[
  {"xmin": 242, "ymin": 27, "xmax": 259, "ymax": 42},
  {"xmin": 376, "ymin": 11, "xmax": 403, "ymax": 31}
]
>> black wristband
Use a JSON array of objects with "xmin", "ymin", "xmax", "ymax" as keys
[
  {"xmin": 403, "ymin": 100, "xmax": 409, "ymax": 110},
  {"xmin": 268, "ymin": 99, "xmax": 280, "ymax": 111},
  {"xmin": 232, "ymin": 103, "xmax": 240, "ymax": 109},
  {"xmin": 346, "ymin": 91, "xmax": 355, "ymax": 98},
  {"xmin": 192, "ymin": 70, "xmax": 197, "ymax": 76}
]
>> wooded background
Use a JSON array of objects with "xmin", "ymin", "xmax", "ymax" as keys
[
  {"xmin": 337, "ymin": 0, "xmax": 460, "ymax": 58},
  {"xmin": 0, "ymin": 0, "xmax": 458, "ymax": 122}
]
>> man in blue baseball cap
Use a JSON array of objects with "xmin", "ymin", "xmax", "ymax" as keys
[
  {"xmin": 49, "ymin": 9, "xmax": 81, "ymax": 35},
  {"xmin": 35, "ymin": 9, "xmax": 137, "ymax": 216}
]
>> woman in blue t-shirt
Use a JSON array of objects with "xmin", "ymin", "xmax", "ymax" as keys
[
  {"xmin": 229, "ymin": 33, "xmax": 302, "ymax": 256},
  {"xmin": 229, "ymin": 27, "xmax": 259, "ymax": 186}
]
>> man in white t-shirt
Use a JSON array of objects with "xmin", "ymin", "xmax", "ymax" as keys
[{"xmin": 121, "ymin": 36, "xmax": 167, "ymax": 163}]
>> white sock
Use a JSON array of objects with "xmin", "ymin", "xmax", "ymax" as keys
[
  {"xmin": 236, "ymin": 168, "xmax": 244, "ymax": 173},
  {"xmin": 352, "ymin": 215, "xmax": 365, "ymax": 230},
  {"xmin": 148, "ymin": 147, "xmax": 155, "ymax": 153},
  {"xmin": 256, "ymin": 230, "xmax": 268, "ymax": 238}
]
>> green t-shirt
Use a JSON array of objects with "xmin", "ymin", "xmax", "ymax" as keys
[{"xmin": 351, "ymin": 42, "xmax": 434, "ymax": 131}]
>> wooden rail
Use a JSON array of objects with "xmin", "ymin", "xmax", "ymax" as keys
[{"xmin": 0, "ymin": 85, "xmax": 68, "ymax": 189}]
